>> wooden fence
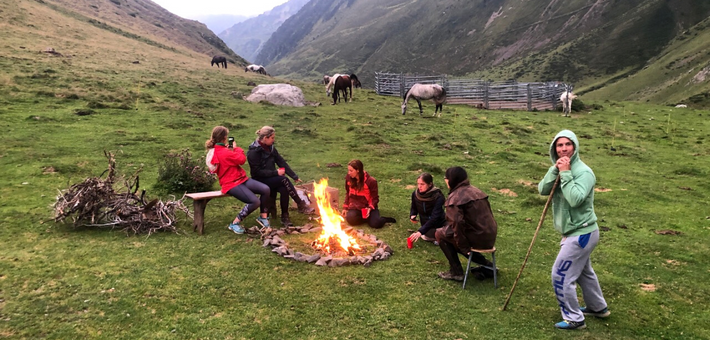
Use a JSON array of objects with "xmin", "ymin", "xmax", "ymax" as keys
[{"xmin": 374, "ymin": 72, "xmax": 569, "ymax": 111}]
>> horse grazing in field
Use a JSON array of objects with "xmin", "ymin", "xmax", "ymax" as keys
[
  {"xmin": 245, "ymin": 64, "xmax": 267, "ymax": 75},
  {"xmin": 401, "ymin": 84, "xmax": 447, "ymax": 117},
  {"xmin": 332, "ymin": 75, "xmax": 352, "ymax": 105},
  {"xmin": 350, "ymin": 74, "xmax": 362, "ymax": 88},
  {"xmin": 325, "ymin": 74, "xmax": 345, "ymax": 97},
  {"xmin": 560, "ymin": 91, "xmax": 577, "ymax": 117},
  {"xmin": 211, "ymin": 56, "xmax": 227, "ymax": 68}
]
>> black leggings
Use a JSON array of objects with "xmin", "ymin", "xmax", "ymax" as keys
[
  {"xmin": 226, "ymin": 179, "xmax": 270, "ymax": 221},
  {"xmin": 256, "ymin": 176, "xmax": 302, "ymax": 217},
  {"xmin": 345, "ymin": 208, "xmax": 388, "ymax": 229}
]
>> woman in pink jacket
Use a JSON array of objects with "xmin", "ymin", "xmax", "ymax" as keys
[{"xmin": 205, "ymin": 126, "xmax": 271, "ymax": 234}]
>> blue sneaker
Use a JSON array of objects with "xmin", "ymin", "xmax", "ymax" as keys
[
  {"xmin": 256, "ymin": 216, "xmax": 271, "ymax": 228},
  {"xmin": 581, "ymin": 306, "xmax": 610, "ymax": 318},
  {"xmin": 554, "ymin": 320, "xmax": 586, "ymax": 330},
  {"xmin": 228, "ymin": 222, "xmax": 245, "ymax": 234}
]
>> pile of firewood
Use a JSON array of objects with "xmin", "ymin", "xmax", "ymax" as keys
[{"xmin": 53, "ymin": 151, "xmax": 190, "ymax": 235}]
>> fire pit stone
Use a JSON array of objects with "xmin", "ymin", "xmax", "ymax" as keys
[{"xmin": 252, "ymin": 224, "xmax": 393, "ymax": 267}]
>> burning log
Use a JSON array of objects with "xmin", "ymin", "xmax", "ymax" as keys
[{"xmin": 53, "ymin": 151, "xmax": 190, "ymax": 235}]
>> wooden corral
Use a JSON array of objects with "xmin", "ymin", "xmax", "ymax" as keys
[{"xmin": 375, "ymin": 72, "xmax": 569, "ymax": 111}]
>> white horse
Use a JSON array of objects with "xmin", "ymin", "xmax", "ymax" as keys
[
  {"xmin": 245, "ymin": 64, "xmax": 267, "ymax": 75},
  {"xmin": 401, "ymin": 84, "xmax": 447, "ymax": 117},
  {"xmin": 560, "ymin": 91, "xmax": 577, "ymax": 117}
]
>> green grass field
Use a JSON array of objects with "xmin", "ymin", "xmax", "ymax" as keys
[{"xmin": 2, "ymin": 2, "xmax": 710, "ymax": 337}]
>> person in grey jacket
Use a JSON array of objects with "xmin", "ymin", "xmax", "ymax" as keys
[
  {"xmin": 538, "ymin": 129, "xmax": 610, "ymax": 330},
  {"xmin": 247, "ymin": 126, "xmax": 315, "ymax": 227}
]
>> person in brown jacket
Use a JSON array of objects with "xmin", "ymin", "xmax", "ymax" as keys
[{"xmin": 435, "ymin": 166, "xmax": 498, "ymax": 282}]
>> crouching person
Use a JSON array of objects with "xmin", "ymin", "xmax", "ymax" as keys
[{"xmin": 435, "ymin": 166, "xmax": 497, "ymax": 282}]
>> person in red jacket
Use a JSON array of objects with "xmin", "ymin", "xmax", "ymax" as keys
[
  {"xmin": 205, "ymin": 126, "xmax": 271, "ymax": 234},
  {"xmin": 341, "ymin": 159, "xmax": 396, "ymax": 228}
]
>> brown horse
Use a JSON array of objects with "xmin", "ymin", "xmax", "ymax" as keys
[{"xmin": 332, "ymin": 75, "xmax": 352, "ymax": 105}]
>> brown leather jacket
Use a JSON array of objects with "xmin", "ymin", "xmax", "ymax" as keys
[{"xmin": 445, "ymin": 180, "xmax": 497, "ymax": 253}]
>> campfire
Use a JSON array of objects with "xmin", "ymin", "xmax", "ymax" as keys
[
  {"xmin": 252, "ymin": 178, "xmax": 394, "ymax": 267},
  {"xmin": 311, "ymin": 179, "xmax": 361, "ymax": 255}
]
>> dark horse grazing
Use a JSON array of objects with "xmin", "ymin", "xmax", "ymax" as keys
[
  {"xmin": 402, "ymin": 83, "xmax": 447, "ymax": 117},
  {"xmin": 211, "ymin": 56, "xmax": 227, "ymax": 68},
  {"xmin": 349, "ymin": 74, "xmax": 362, "ymax": 88},
  {"xmin": 332, "ymin": 75, "xmax": 352, "ymax": 105}
]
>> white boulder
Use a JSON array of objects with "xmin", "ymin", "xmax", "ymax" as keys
[{"xmin": 246, "ymin": 84, "xmax": 305, "ymax": 107}]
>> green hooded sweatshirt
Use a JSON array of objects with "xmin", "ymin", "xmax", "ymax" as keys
[{"xmin": 538, "ymin": 130, "xmax": 598, "ymax": 236}]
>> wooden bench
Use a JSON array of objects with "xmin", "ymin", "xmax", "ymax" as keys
[{"xmin": 185, "ymin": 190, "xmax": 229, "ymax": 235}]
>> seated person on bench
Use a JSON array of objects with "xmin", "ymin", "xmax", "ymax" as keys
[
  {"xmin": 206, "ymin": 126, "xmax": 271, "ymax": 234},
  {"xmin": 247, "ymin": 126, "xmax": 315, "ymax": 227}
]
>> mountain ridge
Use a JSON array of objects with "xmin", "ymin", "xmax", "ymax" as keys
[{"xmin": 257, "ymin": 0, "xmax": 710, "ymax": 104}]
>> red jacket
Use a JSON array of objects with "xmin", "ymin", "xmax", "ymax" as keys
[
  {"xmin": 343, "ymin": 172, "xmax": 379, "ymax": 210},
  {"xmin": 210, "ymin": 145, "xmax": 248, "ymax": 193}
]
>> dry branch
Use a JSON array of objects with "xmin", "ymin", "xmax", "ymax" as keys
[{"xmin": 53, "ymin": 151, "xmax": 191, "ymax": 235}]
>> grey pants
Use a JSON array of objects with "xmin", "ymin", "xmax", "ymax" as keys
[{"xmin": 552, "ymin": 229, "xmax": 607, "ymax": 322}]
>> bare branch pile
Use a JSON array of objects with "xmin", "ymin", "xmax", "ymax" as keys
[{"xmin": 53, "ymin": 151, "xmax": 191, "ymax": 235}]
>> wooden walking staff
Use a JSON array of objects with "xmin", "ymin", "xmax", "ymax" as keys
[{"xmin": 502, "ymin": 176, "xmax": 560, "ymax": 311}]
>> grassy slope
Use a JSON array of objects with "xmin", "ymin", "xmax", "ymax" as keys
[
  {"xmin": 1, "ymin": 0, "xmax": 710, "ymax": 339},
  {"xmin": 42, "ymin": 0, "xmax": 248, "ymax": 66}
]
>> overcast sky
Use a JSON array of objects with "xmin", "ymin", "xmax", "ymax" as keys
[{"xmin": 150, "ymin": 0, "xmax": 290, "ymax": 19}]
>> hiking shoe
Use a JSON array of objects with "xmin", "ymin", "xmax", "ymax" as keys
[
  {"xmin": 437, "ymin": 271, "xmax": 464, "ymax": 282},
  {"xmin": 228, "ymin": 222, "xmax": 245, "ymax": 234},
  {"xmin": 256, "ymin": 216, "xmax": 271, "ymax": 228},
  {"xmin": 297, "ymin": 202, "xmax": 316, "ymax": 214},
  {"xmin": 554, "ymin": 320, "xmax": 586, "ymax": 330},
  {"xmin": 581, "ymin": 306, "xmax": 610, "ymax": 318},
  {"xmin": 281, "ymin": 216, "xmax": 294, "ymax": 227},
  {"xmin": 383, "ymin": 217, "xmax": 397, "ymax": 224}
]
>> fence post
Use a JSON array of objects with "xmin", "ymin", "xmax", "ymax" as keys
[
  {"xmin": 400, "ymin": 73, "xmax": 405, "ymax": 98},
  {"xmin": 527, "ymin": 84, "xmax": 532, "ymax": 111},
  {"xmin": 484, "ymin": 81, "xmax": 490, "ymax": 109}
]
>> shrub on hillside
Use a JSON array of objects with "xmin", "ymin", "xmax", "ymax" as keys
[{"xmin": 154, "ymin": 149, "xmax": 216, "ymax": 194}]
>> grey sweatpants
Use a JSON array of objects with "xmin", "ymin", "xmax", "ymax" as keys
[{"xmin": 551, "ymin": 229, "xmax": 607, "ymax": 322}]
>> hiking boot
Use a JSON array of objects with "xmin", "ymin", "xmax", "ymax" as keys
[
  {"xmin": 383, "ymin": 217, "xmax": 397, "ymax": 224},
  {"xmin": 581, "ymin": 306, "xmax": 610, "ymax": 318},
  {"xmin": 297, "ymin": 201, "xmax": 315, "ymax": 214},
  {"xmin": 281, "ymin": 216, "xmax": 294, "ymax": 227},
  {"xmin": 256, "ymin": 216, "xmax": 271, "ymax": 228},
  {"xmin": 554, "ymin": 320, "xmax": 586, "ymax": 330},
  {"xmin": 437, "ymin": 271, "xmax": 464, "ymax": 282},
  {"xmin": 228, "ymin": 222, "xmax": 245, "ymax": 234}
]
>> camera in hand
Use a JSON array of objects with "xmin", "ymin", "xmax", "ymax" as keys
[{"xmin": 228, "ymin": 137, "xmax": 234, "ymax": 148}]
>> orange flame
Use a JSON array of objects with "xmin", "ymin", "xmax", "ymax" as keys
[{"xmin": 312, "ymin": 178, "xmax": 361, "ymax": 254}]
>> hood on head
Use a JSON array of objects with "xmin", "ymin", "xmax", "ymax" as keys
[{"xmin": 549, "ymin": 129, "xmax": 580, "ymax": 164}]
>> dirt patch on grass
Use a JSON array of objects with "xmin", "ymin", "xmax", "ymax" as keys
[
  {"xmin": 640, "ymin": 283, "xmax": 657, "ymax": 292},
  {"xmin": 492, "ymin": 188, "xmax": 517, "ymax": 197},
  {"xmin": 595, "ymin": 187, "xmax": 612, "ymax": 192}
]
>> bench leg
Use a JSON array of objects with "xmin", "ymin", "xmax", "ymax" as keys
[{"xmin": 192, "ymin": 199, "xmax": 211, "ymax": 235}]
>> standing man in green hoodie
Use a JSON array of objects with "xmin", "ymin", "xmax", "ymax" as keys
[{"xmin": 538, "ymin": 130, "xmax": 610, "ymax": 330}]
